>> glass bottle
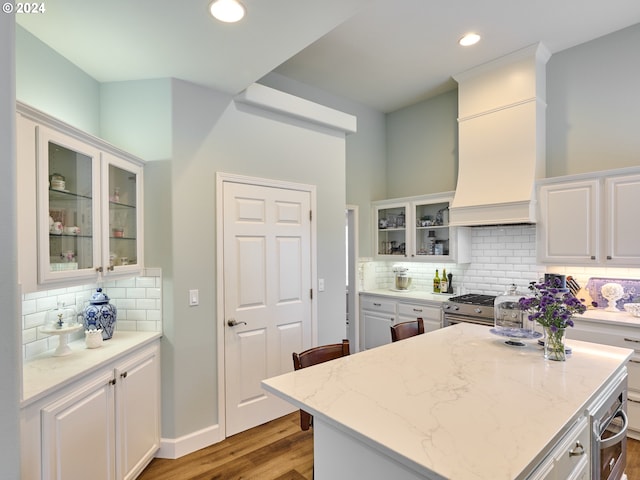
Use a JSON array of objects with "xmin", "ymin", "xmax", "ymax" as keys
[
  {"xmin": 433, "ymin": 269, "xmax": 440, "ymax": 293},
  {"xmin": 440, "ymin": 268, "xmax": 448, "ymax": 293}
]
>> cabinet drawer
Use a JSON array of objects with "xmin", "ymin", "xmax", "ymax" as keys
[
  {"xmin": 627, "ymin": 356, "xmax": 640, "ymax": 391},
  {"xmin": 627, "ymin": 393, "xmax": 640, "ymax": 434},
  {"xmin": 551, "ymin": 416, "xmax": 589, "ymax": 480},
  {"xmin": 360, "ymin": 297, "xmax": 395, "ymax": 314},
  {"xmin": 397, "ymin": 303, "xmax": 440, "ymax": 321}
]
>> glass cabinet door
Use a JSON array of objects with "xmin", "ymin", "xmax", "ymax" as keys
[
  {"xmin": 375, "ymin": 203, "xmax": 408, "ymax": 257},
  {"xmin": 413, "ymin": 200, "xmax": 450, "ymax": 258},
  {"xmin": 102, "ymin": 153, "xmax": 143, "ymax": 276},
  {"xmin": 37, "ymin": 126, "xmax": 101, "ymax": 284}
]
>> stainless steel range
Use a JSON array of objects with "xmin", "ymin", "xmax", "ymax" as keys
[{"xmin": 442, "ymin": 294, "xmax": 497, "ymax": 327}]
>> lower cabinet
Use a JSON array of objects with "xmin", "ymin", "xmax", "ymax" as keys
[
  {"xmin": 360, "ymin": 294, "xmax": 442, "ymax": 349},
  {"xmin": 23, "ymin": 341, "xmax": 160, "ymax": 480},
  {"xmin": 567, "ymin": 318, "xmax": 640, "ymax": 440},
  {"xmin": 526, "ymin": 416, "xmax": 589, "ymax": 480}
]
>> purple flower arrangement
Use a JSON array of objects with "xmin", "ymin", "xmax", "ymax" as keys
[{"xmin": 519, "ymin": 278, "xmax": 587, "ymax": 332}]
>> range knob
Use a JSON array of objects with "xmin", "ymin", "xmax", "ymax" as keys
[{"xmin": 474, "ymin": 307, "xmax": 482, "ymax": 314}]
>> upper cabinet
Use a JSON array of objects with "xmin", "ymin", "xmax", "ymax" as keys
[
  {"xmin": 373, "ymin": 192, "xmax": 471, "ymax": 263},
  {"xmin": 537, "ymin": 170, "xmax": 640, "ymax": 266},
  {"xmin": 18, "ymin": 103, "xmax": 145, "ymax": 292}
]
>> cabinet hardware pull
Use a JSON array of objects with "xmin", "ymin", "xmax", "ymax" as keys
[
  {"xmin": 96, "ymin": 266, "xmax": 103, "ymax": 272},
  {"xmin": 108, "ymin": 265, "xmax": 115, "ymax": 271},
  {"xmin": 628, "ymin": 398, "xmax": 640, "ymax": 404},
  {"xmin": 607, "ymin": 255, "xmax": 612, "ymax": 260},
  {"xmin": 413, "ymin": 308, "xmax": 423, "ymax": 313},
  {"xmin": 624, "ymin": 338, "xmax": 640, "ymax": 344},
  {"xmin": 629, "ymin": 359, "xmax": 640, "ymax": 364},
  {"xmin": 590, "ymin": 256, "xmax": 596, "ymax": 260},
  {"xmin": 120, "ymin": 372, "xmax": 128, "ymax": 378},
  {"xmin": 568, "ymin": 441, "xmax": 585, "ymax": 457},
  {"xmin": 109, "ymin": 378, "xmax": 116, "ymax": 386},
  {"xmin": 373, "ymin": 303, "xmax": 382, "ymax": 307}
]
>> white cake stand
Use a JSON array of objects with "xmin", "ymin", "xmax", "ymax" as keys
[{"xmin": 40, "ymin": 323, "xmax": 83, "ymax": 356}]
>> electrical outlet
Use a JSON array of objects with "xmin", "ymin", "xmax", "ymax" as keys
[{"xmin": 189, "ymin": 289, "xmax": 199, "ymax": 306}]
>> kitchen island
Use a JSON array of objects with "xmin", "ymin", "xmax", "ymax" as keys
[{"xmin": 262, "ymin": 323, "xmax": 632, "ymax": 479}]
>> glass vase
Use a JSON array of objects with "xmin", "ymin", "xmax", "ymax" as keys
[{"xmin": 543, "ymin": 327, "xmax": 567, "ymax": 361}]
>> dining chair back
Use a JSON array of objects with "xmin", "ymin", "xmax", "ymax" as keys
[
  {"xmin": 390, "ymin": 317, "xmax": 425, "ymax": 342},
  {"xmin": 292, "ymin": 339, "xmax": 350, "ymax": 430}
]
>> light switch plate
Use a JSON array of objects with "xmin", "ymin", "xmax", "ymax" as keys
[
  {"xmin": 318, "ymin": 279, "xmax": 325, "ymax": 292},
  {"xmin": 189, "ymin": 289, "xmax": 199, "ymax": 306}
]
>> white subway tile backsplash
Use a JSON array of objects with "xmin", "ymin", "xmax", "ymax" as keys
[{"xmin": 21, "ymin": 271, "xmax": 162, "ymax": 360}]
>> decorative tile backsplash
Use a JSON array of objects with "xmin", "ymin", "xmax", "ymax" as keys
[
  {"xmin": 21, "ymin": 268, "xmax": 162, "ymax": 360},
  {"xmin": 360, "ymin": 225, "xmax": 640, "ymax": 297}
]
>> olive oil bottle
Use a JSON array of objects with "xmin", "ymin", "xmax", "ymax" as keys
[{"xmin": 433, "ymin": 269, "xmax": 440, "ymax": 293}]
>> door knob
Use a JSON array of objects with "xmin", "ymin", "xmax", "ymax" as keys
[{"xmin": 227, "ymin": 319, "xmax": 247, "ymax": 327}]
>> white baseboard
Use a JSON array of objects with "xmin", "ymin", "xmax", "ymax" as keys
[{"xmin": 156, "ymin": 423, "xmax": 223, "ymax": 459}]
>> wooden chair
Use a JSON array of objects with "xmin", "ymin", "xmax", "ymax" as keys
[
  {"xmin": 292, "ymin": 339, "xmax": 350, "ymax": 431},
  {"xmin": 390, "ymin": 317, "xmax": 425, "ymax": 342}
]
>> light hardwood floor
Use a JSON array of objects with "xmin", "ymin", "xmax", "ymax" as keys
[
  {"xmin": 138, "ymin": 413, "xmax": 313, "ymax": 480},
  {"xmin": 139, "ymin": 413, "xmax": 640, "ymax": 480}
]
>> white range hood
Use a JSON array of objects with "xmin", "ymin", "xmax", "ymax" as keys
[{"xmin": 449, "ymin": 43, "xmax": 551, "ymax": 227}]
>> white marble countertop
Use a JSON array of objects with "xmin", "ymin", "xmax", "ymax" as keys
[
  {"xmin": 579, "ymin": 308, "xmax": 640, "ymax": 327},
  {"xmin": 262, "ymin": 323, "xmax": 632, "ymax": 479},
  {"xmin": 360, "ymin": 288, "xmax": 453, "ymax": 303},
  {"xmin": 22, "ymin": 330, "xmax": 161, "ymax": 407}
]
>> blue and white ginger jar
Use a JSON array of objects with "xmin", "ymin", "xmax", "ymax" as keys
[{"xmin": 82, "ymin": 288, "xmax": 117, "ymax": 340}]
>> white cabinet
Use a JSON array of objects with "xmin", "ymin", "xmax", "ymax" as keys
[
  {"xmin": 567, "ymin": 316, "xmax": 640, "ymax": 439},
  {"xmin": 397, "ymin": 302, "xmax": 441, "ymax": 333},
  {"xmin": 361, "ymin": 297, "xmax": 395, "ymax": 350},
  {"xmin": 373, "ymin": 192, "xmax": 471, "ymax": 263},
  {"xmin": 526, "ymin": 416, "xmax": 589, "ymax": 480},
  {"xmin": 360, "ymin": 294, "xmax": 442, "ymax": 349},
  {"xmin": 537, "ymin": 170, "xmax": 640, "ymax": 266},
  {"xmin": 17, "ymin": 103, "xmax": 145, "ymax": 292},
  {"xmin": 23, "ymin": 341, "xmax": 160, "ymax": 480}
]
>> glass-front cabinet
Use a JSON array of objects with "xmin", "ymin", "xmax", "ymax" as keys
[
  {"xmin": 373, "ymin": 192, "xmax": 469, "ymax": 262},
  {"xmin": 36, "ymin": 125, "xmax": 144, "ymax": 285}
]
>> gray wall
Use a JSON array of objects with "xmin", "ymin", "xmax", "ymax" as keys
[
  {"xmin": 1, "ymin": 13, "xmax": 21, "ymax": 479},
  {"xmin": 260, "ymin": 72, "xmax": 387, "ymax": 258},
  {"xmin": 546, "ymin": 23, "xmax": 640, "ymax": 177},
  {"xmin": 385, "ymin": 89, "xmax": 458, "ymax": 199}
]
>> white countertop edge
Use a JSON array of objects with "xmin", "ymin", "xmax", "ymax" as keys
[
  {"xmin": 262, "ymin": 380, "xmax": 439, "ymax": 478},
  {"xmin": 360, "ymin": 289, "xmax": 453, "ymax": 303},
  {"xmin": 22, "ymin": 331, "xmax": 162, "ymax": 407}
]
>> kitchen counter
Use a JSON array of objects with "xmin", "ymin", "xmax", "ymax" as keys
[
  {"xmin": 360, "ymin": 288, "xmax": 453, "ymax": 303},
  {"xmin": 262, "ymin": 323, "xmax": 632, "ymax": 479},
  {"xmin": 579, "ymin": 308, "xmax": 640, "ymax": 327},
  {"xmin": 22, "ymin": 330, "xmax": 161, "ymax": 407}
]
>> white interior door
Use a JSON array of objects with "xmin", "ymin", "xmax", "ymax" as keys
[{"xmin": 223, "ymin": 180, "xmax": 312, "ymax": 436}]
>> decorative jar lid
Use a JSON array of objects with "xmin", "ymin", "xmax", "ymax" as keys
[{"xmin": 89, "ymin": 288, "xmax": 110, "ymax": 304}]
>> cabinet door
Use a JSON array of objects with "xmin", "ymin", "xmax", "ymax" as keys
[
  {"xmin": 362, "ymin": 310, "xmax": 395, "ymax": 349},
  {"xmin": 115, "ymin": 345, "xmax": 160, "ymax": 480},
  {"xmin": 538, "ymin": 180, "xmax": 599, "ymax": 264},
  {"xmin": 41, "ymin": 372, "xmax": 115, "ymax": 480},
  {"xmin": 374, "ymin": 202, "xmax": 408, "ymax": 258},
  {"xmin": 413, "ymin": 199, "xmax": 450, "ymax": 259},
  {"xmin": 605, "ymin": 174, "xmax": 640, "ymax": 266},
  {"xmin": 37, "ymin": 125, "xmax": 102, "ymax": 284},
  {"xmin": 397, "ymin": 303, "xmax": 441, "ymax": 332},
  {"xmin": 101, "ymin": 153, "xmax": 144, "ymax": 277}
]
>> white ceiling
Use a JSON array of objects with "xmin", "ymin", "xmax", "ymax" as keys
[{"xmin": 17, "ymin": 0, "xmax": 640, "ymax": 113}]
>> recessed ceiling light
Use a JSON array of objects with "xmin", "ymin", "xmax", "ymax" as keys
[
  {"xmin": 459, "ymin": 33, "xmax": 481, "ymax": 47},
  {"xmin": 209, "ymin": 0, "xmax": 245, "ymax": 23}
]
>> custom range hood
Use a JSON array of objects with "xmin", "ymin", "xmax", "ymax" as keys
[{"xmin": 449, "ymin": 43, "xmax": 551, "ymax": 226}]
